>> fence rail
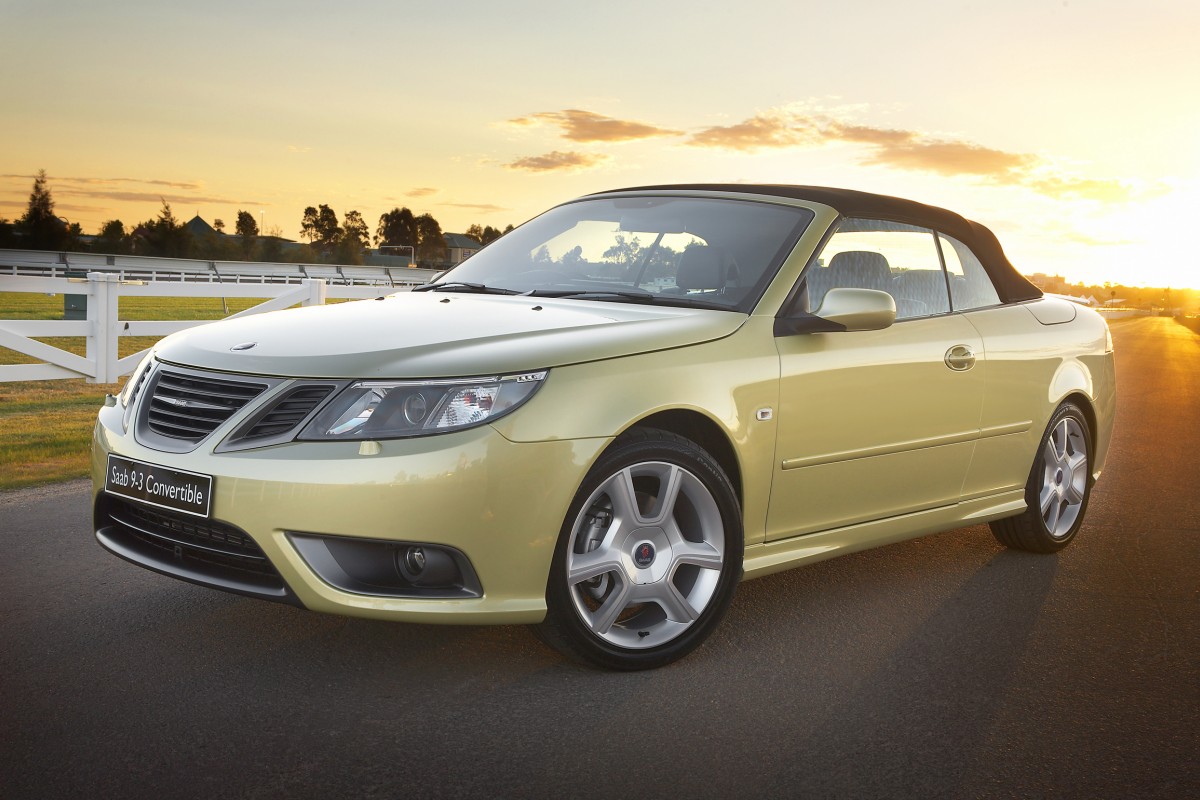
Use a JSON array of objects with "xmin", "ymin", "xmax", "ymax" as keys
[
  {"xmin": 0, "ymin": 272, "xmax": 399, "ymax": 384},
  {"xmin": 0, "ymin": 247, "xmax": 441, "ymax": 286}
]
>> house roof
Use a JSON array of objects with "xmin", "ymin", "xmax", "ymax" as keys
[
  {"xmin": 185, "ymin": 215, "xmax": 218, "ymax": 237},
  {"xmin": 444, "ymin": 233, "xmax": 482, "ymax": 250}
]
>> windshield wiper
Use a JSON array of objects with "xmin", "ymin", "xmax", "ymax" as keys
[
  {"xmin": 527, "ymin": 288, "xmax": 732, "ymax": 311},
  {"xmin": 411, "ymin": 281, "xmax": 522, "ymax": 295},
  {"xmin": 525, "ymin": 288, "xmax": 656, "ymax": 303}
]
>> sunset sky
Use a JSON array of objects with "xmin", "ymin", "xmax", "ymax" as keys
[{"xmin": 2, "ymin": 0, "xmax": 1197, "ymax": 288}]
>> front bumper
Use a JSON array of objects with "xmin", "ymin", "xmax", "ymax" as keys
[{"xmin": 92, "ymin": 399, "xmax": 607, "ymax": 624}]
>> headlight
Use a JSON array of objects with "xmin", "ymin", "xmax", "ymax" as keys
[{"xmin": 298, "ymin": 371, "xmax": 547, "ymax": 440}]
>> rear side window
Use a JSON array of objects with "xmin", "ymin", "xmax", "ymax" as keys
[
  {"xmin": 938, "ymin": 233, "xmax": 1001, "ymax": 311},
  {"xmin": 805, "ymin": 218, "xmax": 949, "ymax": 320}
]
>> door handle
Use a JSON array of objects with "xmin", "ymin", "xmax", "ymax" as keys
[{"xmin": 944, "ymin": 344, "xmax": 976, "ymax": 371}]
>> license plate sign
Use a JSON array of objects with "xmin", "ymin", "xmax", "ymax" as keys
[{"xmin": 105, "ymin": 454, "xmax": 213, "ymax": 518}]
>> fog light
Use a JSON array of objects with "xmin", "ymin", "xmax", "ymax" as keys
[
  {"xmin": 402, "ymin": 546, "xmax": 426, "ymax": 576},
  {"xmin": 397, "ymin": 545, "xmax": 458, "ymax": 587}
]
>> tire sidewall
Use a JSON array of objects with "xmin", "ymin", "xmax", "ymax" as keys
[
  {"xmin": 543, "ymin": 431, "xmax": 743, "ymax": 670},
  {"xmin": 1028, "ymin": 403, "xmax": 1092, "ymax": 546}
]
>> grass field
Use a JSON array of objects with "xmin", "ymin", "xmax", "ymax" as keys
[{"xmin": 0, "ymin": 291, "xmax": 276, "ymax": 491}]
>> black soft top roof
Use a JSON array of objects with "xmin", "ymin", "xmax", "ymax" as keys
[{"xmin": 594, "ymin": 184, "xmax": 1041, "ymax": 303}]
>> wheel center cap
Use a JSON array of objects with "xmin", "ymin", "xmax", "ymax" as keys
[
  {"xmin": 1055, "ymin": 469, "xmax": 1064, "ymax": 486},
  {"xmin": 633, "ymin": 541, "xmax": 656, "ymax": 568}
]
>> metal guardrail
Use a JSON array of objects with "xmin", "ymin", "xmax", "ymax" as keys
[
  {"xmin": 0, "ymin": 248, "xmax": 441, "ymax": 286},
  {"xmin": 0, "ymin": 272, "xmax": 401, "ymax": 384}
]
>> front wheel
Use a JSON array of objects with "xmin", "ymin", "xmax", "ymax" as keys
[
  {"xmin": 991, "ymin": 402, "xmax": 1093, "ymax": 553},
  {"xmin": 536, "ymin": 429, "xmax": 743, "ymax": 670}
]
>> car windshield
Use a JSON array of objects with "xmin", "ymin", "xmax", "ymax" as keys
[{"xmin": 426, "ymin": 196, "xmax": 814, "ymax": 312}]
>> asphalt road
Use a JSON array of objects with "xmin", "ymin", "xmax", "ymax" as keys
[{"xmin": 2, "ymin": 316, "xmax": 1197, "ymax": 800}]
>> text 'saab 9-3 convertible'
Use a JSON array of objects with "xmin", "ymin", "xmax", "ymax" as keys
[{"xmin": 93, "ymin": 185, "xmax": 1116, "ymax": 669}]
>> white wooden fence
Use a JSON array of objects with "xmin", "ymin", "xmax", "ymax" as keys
[
  {"xmin": 0, "ymin": 272, "xmax": 399, "ymax": 384},
  {"xmin": 0, "ymin": 247, "xmax": 441, "ymax": 286}
]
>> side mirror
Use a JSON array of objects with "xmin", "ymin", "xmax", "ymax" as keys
[
  {"xmin": 774, "ymin": 288, "xmax": 897, "ymax": 335},
  {"xmin": 814, "ymin": 288, "xmax": 896, "ymax": 331}
]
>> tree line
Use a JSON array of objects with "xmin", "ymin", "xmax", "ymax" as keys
[{"xmin": 0, "ymin": 170, "xmax": 512, "ymax": 267}]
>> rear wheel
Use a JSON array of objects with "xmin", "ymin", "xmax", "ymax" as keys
[
  {"xmin": 991, "ymin": 402, "xmax": 1092, "ymax": 553},
  {"xmin": 536, "ymin": 428, "xmax": 742, "ymax": 670}
]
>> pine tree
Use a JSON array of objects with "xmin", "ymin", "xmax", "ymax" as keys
[{"xmin": 18, "ymin": 169, "xmax": 68, "ymax": 250}]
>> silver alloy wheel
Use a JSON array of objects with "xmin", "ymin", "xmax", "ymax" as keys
[
  {"xmin": 565, "ymin": 460, "xmax": 726, "ymax": 649},
  {"xmin": 1040, "ymin": 416, "xmax": 1089, "ymax": 538}
]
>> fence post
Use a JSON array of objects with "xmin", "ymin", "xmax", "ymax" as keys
[
  {"xmin": 302, "ymin": 278, "xmax": 327, "ymax": 307},
  {"xmin": 86, "ymin": 271, "xmax": 121, "ymax": 384}
]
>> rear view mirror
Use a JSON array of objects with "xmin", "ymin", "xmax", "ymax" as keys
[{"xmin": 618, "ymin": 216, "xmax": 686, "ymax": 234}]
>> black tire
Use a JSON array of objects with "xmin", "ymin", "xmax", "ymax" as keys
[
  {"xmin": 990, "ymin": 402, "xmax": 1093, "ymax": 553},
  {"xmin": 535, "ymin": 428, "xmax": 743, "ymax": 670}
]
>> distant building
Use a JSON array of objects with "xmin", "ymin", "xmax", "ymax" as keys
[
  {"xmin": 185, "ymin": 215, "xmax": 220, "ymax": 238},
  {"xmin": 1027, "ymin": 273, "xmax": 1067, "ymax": 293},
  {"xmin": 444, "ymin": 233, "xmax": 482, "ymax": 265}
]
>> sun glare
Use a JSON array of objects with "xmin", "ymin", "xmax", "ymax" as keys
[{"xmin": 1083, "ymin": 184, "xmax": 1199, "ymax": 289}]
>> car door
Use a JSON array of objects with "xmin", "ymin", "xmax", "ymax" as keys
[{"xmin": 765, "ymin": 219, "xmax": 985, "ymax": 540}]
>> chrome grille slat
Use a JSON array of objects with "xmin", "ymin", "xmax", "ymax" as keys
[
  {"xmin": 155, "ymin": 383, "xmax": 262, "ymax": 402},
  {"xmin": 145, "ymin": 416, "xmax": 213, "ymax": 435}
]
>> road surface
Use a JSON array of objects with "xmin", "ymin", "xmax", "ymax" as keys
[{"xmin": 2, "ymin": 316, "xmax": 1196, "ymax": 799}]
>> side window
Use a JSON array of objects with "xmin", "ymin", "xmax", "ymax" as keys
[
  {"xmin": 805, "ymin": 218, "xmax": 949, "ymax": 320},
  {"xmin": 938, "ymin": 233, "xmax": 1000, "ymax": 311}
]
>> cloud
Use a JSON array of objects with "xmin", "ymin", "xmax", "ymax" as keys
[
  {"xmin": 685, "ymin": 112, "xmax": 1027, "ymax": 179},
  {"xmin": 505, "ymin": 151, "xmax": 610, "ymax": 173},
  {"xmin": 508, "ymin": 109, "xmax": 682, "ymax": 143},
  {"xmin": 858, "ymin": 137, "xmax": 1033, "ymax": 177},
  {"xmin": 407, "ymin": 187, "xmax": 437, "ymax": 197},
  {"xmin": 683, "ymin": 106, "xmax": 1130, "ymax": 201},
  {"xmin": 2, "ymin": 174, "xmax": 202, "ymax": 190},
  {"xmin": 53, "ymin": 203, "xmax": 109, "ymax": 213},
  {"xmin": 1019, "ymin": 175, "xmax": 1133, "ymax": 202},
  {"xmin": 439, "ymin": 202, "xmax": 508, "ymax": 212},
  {"xmin": 54, "ymin": 188, "xmax": 267, "ymax": 206},
  {"xmin": 687, "ymin": 111, "xmax": 822, "ymax": 151},
  {"xmin": 286, "ymin": 145, "xmax": 312, "ymax": 154}
]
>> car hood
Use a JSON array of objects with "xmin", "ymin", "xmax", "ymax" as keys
[{"xmin": 154, "ymin": 292, "xmax": 746, "ymax": 378}]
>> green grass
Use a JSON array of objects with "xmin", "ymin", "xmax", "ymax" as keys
[
  {"xmin": 0, "ymin": 291, "xmax": 291, "ymax": 491},
  {"xmin": 0, "ymin": 380, "xmax": 117, "ymax": 490}
]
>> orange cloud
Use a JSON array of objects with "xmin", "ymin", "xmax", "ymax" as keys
[
  {"xmin": 505, "ymin": 151, "xmax": 610, "ymax": 172},
  {"xmin": 54, "ymin": 188, "xmax": 267, "ymax": 205},
  {"xmin": 686, "ymin": 113, "xmax": 1028, "ymax": 179},
  {"xmin": 687, "ymin": 111, "xmax": 822, "ymax": 151},
  {"xmin": 407, "ymin": 187, "xmax": 438, "ymax": 197},
  {"xmin": 1020, "ymin": 175, "xmax": 1133, "ymax": 202},
  {"xmin": 683, "ymin": 108, "xmax": 1130, "ymax": 200},
  {"xmin": 509, "ymin": 109, "xmax": 682, "ymax": 143},
  {"xmin": 440, "ymin": 202, "xmax": 507, "ymax": 212},
  {"xmin": 2, "ymin": 174, "xmax": 202, "ymax": 190},
  {"xmin": 859, "ymin": 138, "xmax": 1033, "ymax": 177}
]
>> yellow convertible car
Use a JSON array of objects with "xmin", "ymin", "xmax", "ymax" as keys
[{"xmin": 93, "ymin": 185, "xmax": 1116, "ymax": 669}]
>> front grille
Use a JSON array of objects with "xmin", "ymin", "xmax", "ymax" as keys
[
  {"xmin": 144, "ymin": 368, "xmax": 267, "ymax": 444},
  {"xmin": 106, "ymin": 496, "xmax": 274, "ymax": 575},
  {"xmin": 237, "ymin": 385, "xmax": 334, "ymax": 442}
]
